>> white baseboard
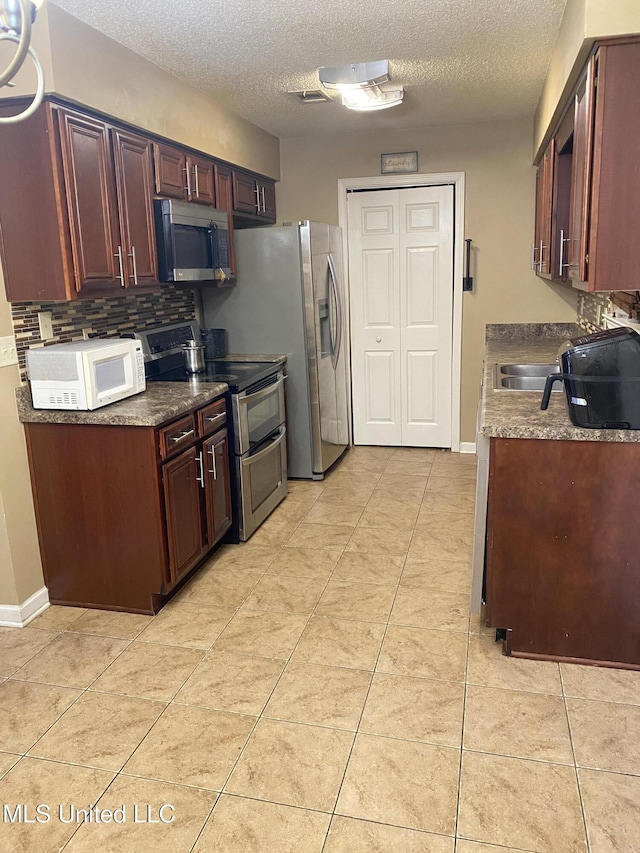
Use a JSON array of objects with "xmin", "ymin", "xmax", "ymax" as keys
[
  {"xmin": 459, "ymin": 442, "xmax": 477, "ymax": 454},
  {"xmin": 0, "ymin": 587, "xmax": 49, "ymax": 628}
]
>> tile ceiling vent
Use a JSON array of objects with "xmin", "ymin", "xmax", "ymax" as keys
[{"xmin": 289, "ymin": 90, "xmax": 331, "ymax": 104}]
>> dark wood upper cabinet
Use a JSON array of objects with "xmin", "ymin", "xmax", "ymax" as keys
[
  {"xmin": 153, "ymin": 142, "xmax": 216, "ymax": 205},
  {"xmin": 261, "ymin": 180, "xmax": 276, "ymax": 221},
  {"xmin": 0, "ymin": 101, "xmax": 159, "ymax": 300},
  {"xmin": 0, "ymin": 95, "xmax": 275, "ymax": 301},
  {"xmin": 537, "ymin": 37, "xmax": 640, "ymax": 292},
  {"xmin": 111, "ymin": 128, "xmax": 158, "ymax": 287},
  {"xmin": 189, "ymin": 154, "xmax": 216, "ymax": 205},
  {"xmin": 215, "ymin": 164, "xmax": 237, "ymax": 276},
  {"xmin": 586, "ymin": 40, "xmax": 640, "ymax": 291},
  {"xmin": 232, "ymin": 169, "xmax": 260, "ymax": 214},
  {"xmin": 567, "ymin": 60, "xmax": 595, "ymax": 285},
  {"xmin": 533, "ymin": 140, "xmax": 554, "ymax": 277},
  {"xmin": 56, "ymin": 108, "xmax": 121, "ymax": 295},
  {"xmin": 153, "ymin": 141, "xmax": 187, "ymax": 200},
  {"xmin": 532, "ymin": 36, "xmax": 640, "ymax": 291},
  {"xmin": 232, "ymin": 168, "xmax": 277, "ymax": 223}
]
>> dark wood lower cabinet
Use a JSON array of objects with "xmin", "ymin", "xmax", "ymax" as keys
[
  {"xmin": 24, "ymin": 398, "xmax": 231, "ymax": 614},
  {"xmin": 485, "ymin": 437, "xmax": 640, "ymax": 669},
  {"xmin": 163, "ymin": 446, "xmax": 205, "ymax": 583},
  {"xmin": 203, "ymin": 430, "xmax": 232, "ymax": 546}
]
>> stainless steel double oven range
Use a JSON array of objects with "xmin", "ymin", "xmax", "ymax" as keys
[{"xmin": 137, "ymin": 321, "xmax": 287, "ymax": 541}]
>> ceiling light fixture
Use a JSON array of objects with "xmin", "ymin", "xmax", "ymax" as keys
[
  {"xmin": 318, "ymin": 60, "xmax": 404, "ymax": 112},
  {"xmin": 341, "ymin": 87, "xmax": 404, "ymax": 112}
]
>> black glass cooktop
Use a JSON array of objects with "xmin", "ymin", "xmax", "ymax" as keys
[{"xmin": 147, "ymin": 358, "xmax": 280, "ymax": 393}]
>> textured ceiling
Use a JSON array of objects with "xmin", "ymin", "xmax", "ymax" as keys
[{"xmin": 48, "ymin": 0, "xmax": 567, "ymax": 138}]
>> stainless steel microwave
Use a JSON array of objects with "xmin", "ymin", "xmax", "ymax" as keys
[{"xmin": 153, "ymin": 199, "xmax": 233, "ymax": 284}]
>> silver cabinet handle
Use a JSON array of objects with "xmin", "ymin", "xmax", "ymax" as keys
[
  {"xmin": 128, "ymin": 245, "xmax": 138, "ymax": 285},
  {"xmin": 205, "ymin": 412, "xmax": 225, "ymax": 425},
  {"xmin": 538, "ymin": 240, "xmax": 545, "ymax": 273},
  {"xmin": 558, "ymin": 229, "xmax": 570, "ymax": 276},
  {"xmin": 194, "ymin": 164, "xmax": 199, "ymax": 197},
  {"xmin": 531, "ymin": 243, "xmax": 538, "ymax": 270},
  {"xmin": 114, "ymin": 246, "xmax": 125, "ymax": 287},
  {"xmin": 208, "ymin": 446, "xmax": 217, "ymax": 479},
  {"xmin": 261, "ymin": 185, "xmax": 266, "ymax": 212},
  {"xmin": 170, "ymin": 429, "xmax": 195, "ymax": 443},
  {"xmin": 183, "ymin": 165, "xmax": 191, "ymax": 196},
  {"xmin": 254, "ymin": 184, "xmax": 261, "ymax": 214},
  {"xmin": 196, "ymin": 451, "xmax": 205, "ymax": 488}
]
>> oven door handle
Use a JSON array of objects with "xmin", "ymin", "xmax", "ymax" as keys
[
  {"xmin": 239, "ymin": 374, "xmax": 285, "ymax": 405},
  {"xmin": 243, "ymin": 426, "xmax": 286, "ymax": 466}
]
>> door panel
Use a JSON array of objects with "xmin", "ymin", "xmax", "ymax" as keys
[
  {"xmin": 203, "ymin": 430, "xmax": 232, "ymax": 545},
  {"xmin": 153, "ymin": 142, "xmax": 187, "ymax": 199},
  {"xmin": 364, "ymin": 250, "xmax": 395, "ymax": 325},
  {"xmin": 162, "ymin": 447, "xmax": 204, "ymax": 583},
  {"xmin": 407, "ymin": 350, "xmax": 437, "ymax": 423},
  {"xmin": 56, "ymin": 108, "xmax": 120, "ymax": 294},
  {"xmin": 112, "ymin": 129, "xmax": 158, "ymax": 287},
  {"xmin": 365, "ymin": 351, "xmax": 396, "ymax": 423},
  {"xmin": 348, "ymin": 185, "xmax": 454, "ymax": 447}
]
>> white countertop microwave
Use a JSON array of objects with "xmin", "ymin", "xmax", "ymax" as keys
[{"xmin": 27, "ymin": 339, "xmax": 146, "ymax": 410}]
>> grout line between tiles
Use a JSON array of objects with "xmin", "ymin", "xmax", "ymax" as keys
[{"xmin": 560, "ymin": 663, "xmax": 592, "ymax": 853}]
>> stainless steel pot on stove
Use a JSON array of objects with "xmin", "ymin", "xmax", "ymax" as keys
[{"xmin": 182, "ymin": 340, "xmax": 205, "ymax": 373}]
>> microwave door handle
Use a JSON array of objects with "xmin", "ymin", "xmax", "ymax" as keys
[{"xmin": 209, "ymin": 222, "xmax": 220, "ymax": 272}]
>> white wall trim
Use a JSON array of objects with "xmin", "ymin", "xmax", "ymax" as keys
[
  {"xmin": 459, "ymin": 441, "xmax": 477, "ymax": 454},
  {"xmin": 0, "ymin": 587, "xmax": 49, "ymax": 628},
  {"xmin": 338, "ymin": 171, "xmax": 466, "ymax": 452}
]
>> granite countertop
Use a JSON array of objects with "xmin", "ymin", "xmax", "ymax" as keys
[
  {"xmin": 15, "ymin": 381, "xmax": 228, "ymax": 427},
  {"xmin": 481, "ymin": 323, "xmax": 640, "ymax": 443}
]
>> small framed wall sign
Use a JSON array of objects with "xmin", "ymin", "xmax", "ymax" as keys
[{"xmin": 381, "ymin": 151, "xmax": 418, "ymax": 174}]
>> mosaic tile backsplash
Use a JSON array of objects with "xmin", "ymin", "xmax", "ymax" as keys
[
  {"xmin": 11, "ymin": 286, "xmax": 196, "ymax": 378},
  {"xmin": 576, "ymin": 292, "xmax": 613, "ymax": 334}
]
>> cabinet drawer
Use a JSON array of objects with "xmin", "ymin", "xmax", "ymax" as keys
[
  {"xmin": 158, "ymin": 414, "xmax": 196, "ymax": 459},
  {"xmin": 198, "ymin": 398, "xmax": 227, "ymax": 438}
]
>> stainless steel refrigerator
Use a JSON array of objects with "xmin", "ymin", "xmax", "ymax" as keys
[{"xmin": 202, "ymin": 221, "xmax": 350, "ymax": 479}]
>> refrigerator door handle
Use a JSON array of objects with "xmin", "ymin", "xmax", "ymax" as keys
[{"xmin": 328, "ymin": 253, "xmax": 342, "ymax": 369}]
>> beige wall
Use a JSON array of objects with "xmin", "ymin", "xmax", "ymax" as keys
[
  {"xmin": 9, "ymin": 2, "xmax": 279, "ymax": 179},
  {"xmin": 0, "ymin": 268, "xmax": 44, "ymax": 608},
  {"xmin": 534, "ymin": 0, "xmax": 640, "ymax": 155},
  {"xmin": 278, "ymin": 120, "xmax": 578, "ymax": 445}
]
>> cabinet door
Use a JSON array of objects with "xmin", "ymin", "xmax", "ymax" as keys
[
  {"xmin": 203, "ymin": 429, "xmax": 232, "ymax": 546},
  {"xmin": 259, "ymin": 180, "xmax": 276, "ymax": 222},
  {"xmin": 588, "ymin": 41, "xmax": 640, "ymax": 291},
  {"xmin": 567, "ymin": 60, "xmax": 595, "ymax": 284},
  {"xmin": 112, "ymin": 129, "xmax": 159, "ymax": 287},
  {"xmin": 214, "ymin": 164, "xmax": 237, "ymax": 276},
  {"xmin": 232, "ymin": 170, "xmax": 259, "ymax": 214},
  {"xmin": 153, "ymin": 142, "xmax": 188, "ymax": 199},
  {"xmin": 189, "ymin": 155, "xmax": 216, "ymax": 205},
  {"xmin": 162, "ymin": 446, "xmax": 204, "ymax": 582},
  {"xmin": 56, "ymin": 108, "xmax": 121, "ymax": 295},
  {"xmin": 534, "ymin": 141, "xmax": 554, "ymax": 276}
]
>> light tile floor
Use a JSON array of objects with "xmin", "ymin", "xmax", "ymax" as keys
[{"xmin": 1, "ymin": 446, "xmax": 639, "ymax": 851}]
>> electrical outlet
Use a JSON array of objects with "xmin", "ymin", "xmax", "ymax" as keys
[
  {"xmin": 37, "ymin": 311, "xmax": 54, "ymax": 340},
  {"xmin": 82, "ymin": 328, "xmax": 92, "ymax": 340},
  {"xmin": 0, "ymin": 335, "xmax": 18, "ymax": 368}
]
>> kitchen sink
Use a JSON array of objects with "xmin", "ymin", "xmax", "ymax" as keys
[{"xmin": 493, "ymin": 363, "xmax": 560, "ymax": 392}]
